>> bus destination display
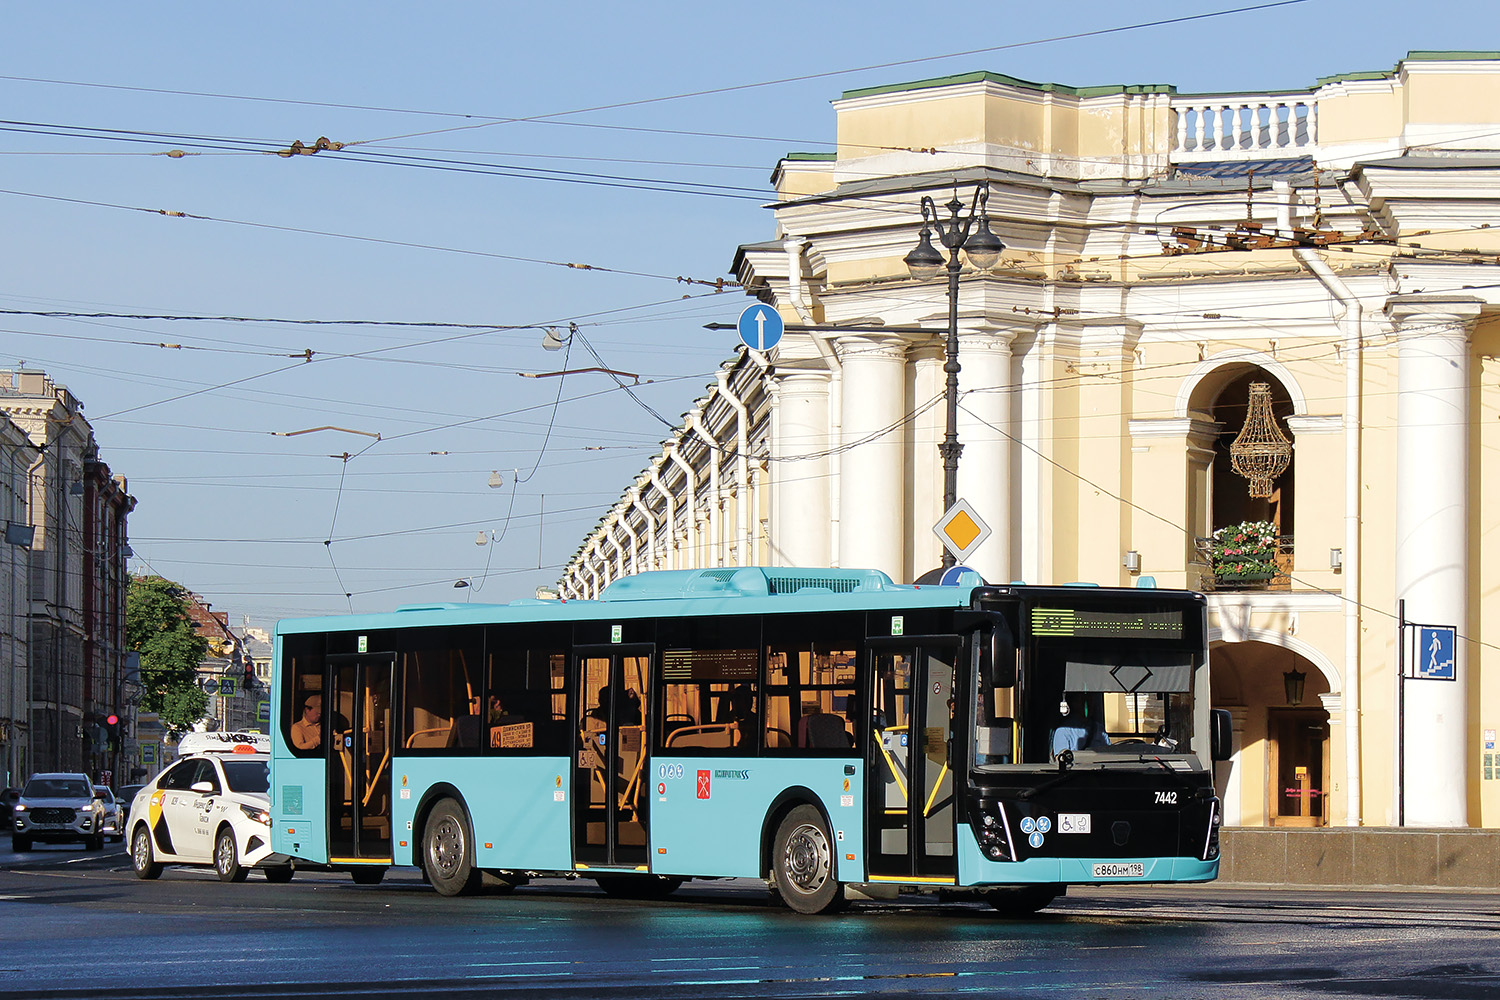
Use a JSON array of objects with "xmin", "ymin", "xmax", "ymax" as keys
[
  {"xmin": 1030, "ymin": 608, "xmax": 1184, "ymax": 639},
  {"xmin": 662, "ymin": 647, "xmax": 758, "ymax": 681}
]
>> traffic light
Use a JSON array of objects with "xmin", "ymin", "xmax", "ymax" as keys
[
  {"xmin": 243, "ymin": 658, "xmax": 257, "ymax": 692},
  {"xmin": 104, "ymin": 713, "xmax": 121, "ymax": 752}
]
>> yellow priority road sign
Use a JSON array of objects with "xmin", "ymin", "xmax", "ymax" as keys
[{"xmin": 933, "ymin": 499, "xmax": 991, "ymax": 562}]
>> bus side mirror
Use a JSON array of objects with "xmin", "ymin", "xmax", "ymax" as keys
[
  {"xmin": 1210, "ymin": 709, "xmax": 1233, "ymax": 762},
  {"xmin": 981, "ymin": 628, "xmax": 1016, "ymax": 689}
]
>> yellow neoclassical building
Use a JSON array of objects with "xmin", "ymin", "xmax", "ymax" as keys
[{"xmin": 562, "ymin": 53, "xmax": 1500, "ymax": 833}]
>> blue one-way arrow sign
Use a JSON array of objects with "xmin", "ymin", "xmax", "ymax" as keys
[{"xmin": 737, "ymin": 304, "xmax": 784, "ymax": 352}]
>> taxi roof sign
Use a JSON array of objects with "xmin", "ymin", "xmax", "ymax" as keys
[
  {"xmin": 176, "ymin": 731, "xmax": 270, "ymax": 756},
  {"xmin": 933, "ymin": 499, "xmax": 992, "ymax": 562}
]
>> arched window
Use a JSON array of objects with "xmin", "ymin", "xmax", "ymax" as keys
[{"xmin": 1210, "ymin": 369, "xmax": 1295, "ymax": 537}]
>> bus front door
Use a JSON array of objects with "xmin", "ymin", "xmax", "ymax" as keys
[
  {"xmin": 327, "ymin": 654, "xmax": 394, "ymax": 863},
  {"xmin": 572, "ymin": 647, "xmax": 653, "ymax": 870},
  {"xmin": 867, "ymin": 641, "xmax": 957, "ymax": 881}
]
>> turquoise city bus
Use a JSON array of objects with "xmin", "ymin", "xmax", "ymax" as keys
[{"xmin": 268, "ymin": 567, "xmax": 1227, "ymax": 914}]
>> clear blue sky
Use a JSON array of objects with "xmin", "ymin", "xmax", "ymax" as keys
[{"xmin": 0, "ymin": 1, "xmax": 1491, "ymax": 629}]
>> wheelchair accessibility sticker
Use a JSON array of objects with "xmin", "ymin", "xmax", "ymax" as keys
[{"xmin": 1020, "ymin": 815, "xmax": 1051, "ymax": 849}]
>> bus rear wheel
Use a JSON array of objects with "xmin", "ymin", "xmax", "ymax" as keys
[
  {"xmin": 596, "ymin": 874, "xmax": 684, "ymax": 899},
  {"xmin": 771, "ymin": 805, "xmax": 845, "ymax": 914},
  {"xmin": 423, "ymin": 798, "xmax": 481, "ymax": 896}
]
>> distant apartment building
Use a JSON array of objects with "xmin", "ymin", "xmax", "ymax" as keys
[
  {"xmin": 562, "ymin": 53, "xmax": 1500, "ymax": 831},
  {"xmin": 0, "ymin": 369, "xmax": 134, "ymax": 784},
  {"xmin": 184, "ymin": 596, "xmax": 263, "ymax": 735}
]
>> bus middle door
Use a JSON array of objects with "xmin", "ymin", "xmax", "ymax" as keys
[
  {"xmin": 326, "ymin": 652, "xmax": 394, "ymax": 864},
  {"xmin": 572, "ymin": 645, "xmax": 653, "ymax": 870},
  {"xmin": 866, "ymin": 638, "xmax": 958, "ymax": 881}
]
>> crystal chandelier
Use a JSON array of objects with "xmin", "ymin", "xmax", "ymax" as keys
[{"xmin": 1230, "ymin": 382, "xmax": 1292, "ymax": 498}]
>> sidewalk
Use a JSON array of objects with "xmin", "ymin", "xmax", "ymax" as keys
[{"xmin": 1220, "ymin": 827, "xmax": 1500, "ymax": 889}]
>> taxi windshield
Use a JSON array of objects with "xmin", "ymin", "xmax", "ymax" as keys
[{"xmin": 221, "ymin": 759, "xmax": 270, "ymax": 794}]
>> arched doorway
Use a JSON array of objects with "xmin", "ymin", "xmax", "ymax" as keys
[{"xmin": 1209, "ymin": 639, "xmax": 1330, "ymax": 827}]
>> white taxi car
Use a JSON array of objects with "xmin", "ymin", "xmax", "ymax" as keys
[{"xmin": 126, "ymin": 732, "xmax": 293, "ymax": 883}]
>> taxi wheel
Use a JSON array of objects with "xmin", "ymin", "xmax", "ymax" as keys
[
  {"xmin": 214, "ymin": 828, "xmax": 248, "ymax": 883},
  {"xmin": 130, "ymin": 826, "xmax": 162, "ymax": 880},
  {"xmin": 423, "ymin": 798, "xmax": 481, "ymax": 897},
  {"xmin": 263, "ymin": 865, "xmax": 295, "ymax": 883},
  {"xmin": 771, "ymin": 805, "xmax": 846, "ymax": 915}
]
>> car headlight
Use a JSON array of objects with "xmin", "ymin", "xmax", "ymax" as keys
[
  {"xmin": 13, "ymin": 804, "xmax": 26, "ymax": 813},
  {"xmin": 239, "ymin": 804, "xmax": 270, "ymax": 825}
]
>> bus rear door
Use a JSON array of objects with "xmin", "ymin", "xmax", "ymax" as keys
[{"xmin": 866, "ymin": 638, "xmax": 958, "ymax": 882}]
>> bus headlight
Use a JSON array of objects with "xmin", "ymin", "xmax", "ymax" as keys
[
  {"xmin": 1202, "ymin": 798, "xmax": 1222, "ymax": 861},
  {"xmin": 973, "ymin": 801, "xmax": 1014, "ymax": 862}
]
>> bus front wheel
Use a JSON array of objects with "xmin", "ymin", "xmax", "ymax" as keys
[
  {"xmin": 423, "ymin": 798, "xmax": 481, "ymax": 896},
  {"xmin": 986, "ymin": 884, "xmax": 1060, "ymax": 915},
  {"xmin": 596, "ymin": 874, "xmax": 683, "ymax": 899},
  {"xmin": 771, "ymin": 805, "xmax": 845, "ymax": 915}
]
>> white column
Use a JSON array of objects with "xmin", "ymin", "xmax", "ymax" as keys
[
  {"xmin": 836, "ymin": 334, "xmax": 906, "ymax": 580},
  {"xmin": 769, "ymin": 370, "xmax": 832, "ymax": 567},
  {"xmin": 1222, "ymin": 706, "xmax": 1249, "ymax": 826},
  {"xmin": 1388, "ymin": 294, "xmax": 1481, "ymax": 828},
  {"xmin": 956, "ymin": 328, "xmax": 1016, "ymax": 584},
  {"xmin": 909, "ymin": 346, "xmax": 945, "ymax": 575}
]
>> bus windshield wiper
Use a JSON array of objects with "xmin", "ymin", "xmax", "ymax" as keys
[
  {"xmin": 1016, "ymin": 751, "xmax": 1079, "ymax": 799},
  {"xmin": 1141, "ymin": 755, "xmax": 1215, "ymax": 797}
]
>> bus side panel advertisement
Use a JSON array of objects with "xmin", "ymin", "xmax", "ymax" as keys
[
  {"xmin": 649, "ymin": 757, "xmax": 863, "ymax": 880},
  {"xmin": 270, "ymin": 756, "xmax": 330, "ymax": 865},
  {"xmin": 395, "ymin": 757, "xmax": 572, "ymax": 872}
]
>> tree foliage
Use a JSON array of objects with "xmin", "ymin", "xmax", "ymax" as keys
[{"xmin": 126, "ymin": 575, "xmax": 210, "ymax": 730}]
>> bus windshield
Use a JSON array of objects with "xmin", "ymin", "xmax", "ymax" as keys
[
  {"xmin": 1029, "ymin": 645, "xmax": 1195, "ymax": 758},
  {"xmin": 972, "ymin": 595, "xmax": 1203, "ymax": 768}
]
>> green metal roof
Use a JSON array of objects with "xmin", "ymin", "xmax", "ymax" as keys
[
  {"xmin": 841, "ymin": 71, "xmax": 1175, "ymax": 102},
  {"xmin": 1318, "ymin": 50, "xmax": 1500, "ymax": 87}
]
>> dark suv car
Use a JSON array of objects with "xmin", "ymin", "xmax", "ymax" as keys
[{"xmin": 13, "ymin": 773, "xmax": 104, "ymax": 851}]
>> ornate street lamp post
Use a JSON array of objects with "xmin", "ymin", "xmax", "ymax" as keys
[{"xmin": 904, "ymin": 181, "xmax": 1004, "ymax": 567}]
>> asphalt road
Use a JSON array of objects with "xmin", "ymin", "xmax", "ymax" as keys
[{"xmin": 4, "ymin": 838, "xmax": 1500, "ymax": 999}]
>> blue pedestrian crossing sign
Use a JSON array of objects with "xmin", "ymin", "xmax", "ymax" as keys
[
  {"xmin": 737, "ymin": 304, "xmax": 784, "ymax": 352},
  {"xmin": 1415, "ymin": 625, "xmax": 1457, "ymax": 680}
]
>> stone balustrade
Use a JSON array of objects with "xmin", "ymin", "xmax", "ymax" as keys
[{"xmin": 1171, "ymin": 95, "xmax": 1317, "ymax": 162}]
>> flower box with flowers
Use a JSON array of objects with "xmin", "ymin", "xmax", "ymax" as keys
[{"xmin": 1208, "ymin": 521, "xmax": 1280, "ymax": 583}]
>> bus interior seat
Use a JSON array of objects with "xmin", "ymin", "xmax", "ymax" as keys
[
  {"xmin": 800, "ymin": 712, "xmax": 853, "ymax": 749},
  {"xmin": 405, "ymin": 725, "xmax": 451, "ymax": 749},
  {"xmin": 662, "ymin": 713, "xmax": 696, "ymax": 739},
  {"xmin": 665, "ymin": 723, "xmax": 733, "ymax": 749},
  {"xmin": 449, "ymin": 714, "xmax": 484, "ymax": 749},
  {"xmin": 765, "ymin": 727, "xmax": 793, "ymax": 749}
]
